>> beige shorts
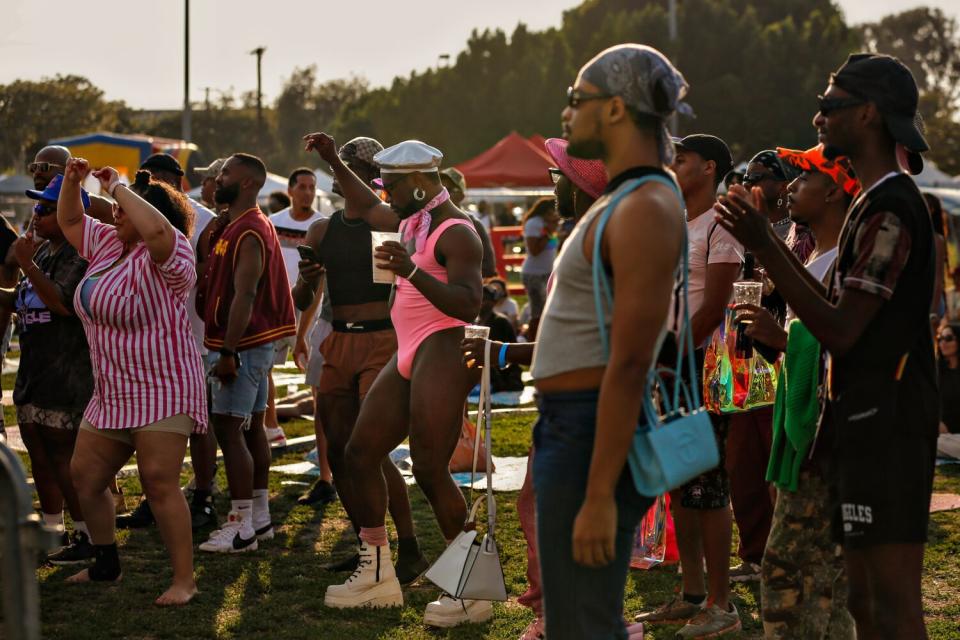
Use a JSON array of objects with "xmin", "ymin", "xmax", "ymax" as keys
[{"xmin": 80, "ymin": 413, "xmax": 194, "ymax": 446}]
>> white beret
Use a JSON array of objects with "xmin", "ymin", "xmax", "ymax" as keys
[{"xmin": 374, "ymin": 140, "xmax": 443, "ymax": 174}]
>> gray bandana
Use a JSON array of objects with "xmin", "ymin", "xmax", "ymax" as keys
[{"xmin": 578, "ymin": 44, "xmax": 692, "ymax": 164}]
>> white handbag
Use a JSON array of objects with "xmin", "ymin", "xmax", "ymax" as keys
[{"xmin": 425, "ymin": 340, "xmax": 508, "ymax": 601}]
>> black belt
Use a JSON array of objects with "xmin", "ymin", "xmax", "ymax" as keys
[{"xmin": 332, "ymin": 318, "xmax": 393, "ymax": 333}]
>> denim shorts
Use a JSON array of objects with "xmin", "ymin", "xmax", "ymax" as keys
[{"xmin": 204, "ymin": 343, "xmax": 274, "ymax": 420}]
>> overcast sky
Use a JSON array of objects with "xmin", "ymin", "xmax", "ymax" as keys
[{"xmin": 1, "ymin": 0, "xmax": 955, "ymax": 109}]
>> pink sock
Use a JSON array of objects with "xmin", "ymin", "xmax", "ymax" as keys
[{"xmin": 359, "ymin": 526, "xmax": 388, "ymax": 547}]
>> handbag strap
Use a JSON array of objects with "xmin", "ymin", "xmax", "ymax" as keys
[
  {"xmin": 590, "ymin": 175, "xmax": 698, "ymax": 411},
  {"xmin": 468, "ymin": 340, "xmax": 497, "ymax": 534}
]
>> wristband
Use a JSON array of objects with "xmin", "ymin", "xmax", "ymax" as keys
[
  {"xmin": 108, "ymin": 180, "xmax": 122, "ymax": 198},
  {"xmin": 498, "ymin": 343, "xmax": 509, "ymax": 369},
  {"xmin": 405, "ymin": 265, "xmax": 419, "ymax": 280}
]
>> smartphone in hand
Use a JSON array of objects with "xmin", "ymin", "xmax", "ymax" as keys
[{"xmin": 297, "ymin": 245, "xmax": 321, "ymax": 263}]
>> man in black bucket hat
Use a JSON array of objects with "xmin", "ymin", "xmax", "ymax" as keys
[{"xmin": 716, "ymin": 52, "xmax": 936, "ymax": 639}]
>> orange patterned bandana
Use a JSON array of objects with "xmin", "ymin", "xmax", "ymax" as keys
[{"xmin": 776, "ymin": 145, "xmax": 860, "ymax": 198}]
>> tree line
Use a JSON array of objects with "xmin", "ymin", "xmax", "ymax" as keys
[{"xmin": 1, "ymin": 1, "xmax": 958, "ymax": 177}]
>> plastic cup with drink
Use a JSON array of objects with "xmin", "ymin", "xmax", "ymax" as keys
[
  {"xmin": 464, "ymin": 325, "xmax": 490, "ymax": 369},
  {"xmin": 733, "ymin": 281, "xmax": 763, "ymax": 323}
]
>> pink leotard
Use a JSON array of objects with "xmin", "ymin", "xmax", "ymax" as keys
[{"xmin": 391, "ymin": 217, "xmax": 478, "ymax": 379}]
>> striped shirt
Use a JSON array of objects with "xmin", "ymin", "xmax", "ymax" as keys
[{"xmin": 74, "ymin": 216, "xmax": 208, "ymax": 432}]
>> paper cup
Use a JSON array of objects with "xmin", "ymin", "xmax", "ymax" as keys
[{"xmin": 371, "ymin": 231, "xmax": 402, "ymax": 284}]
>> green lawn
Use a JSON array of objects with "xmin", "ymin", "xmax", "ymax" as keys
[{"xmin": 3, "ymin": 407, "xmax": 960, "ymax": 638}]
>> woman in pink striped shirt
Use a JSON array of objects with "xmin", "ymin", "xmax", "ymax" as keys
[{"xmin": 57, "ymin": 159, "xmax": 207, "ymax": 606}]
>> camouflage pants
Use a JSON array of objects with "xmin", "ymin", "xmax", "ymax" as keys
[{"xmin": 761, "ymin": 470, "xmax": 855, "ymax": 639}]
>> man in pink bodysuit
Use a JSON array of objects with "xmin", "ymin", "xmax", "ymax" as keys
[{"xmin": 303, "ymin": 133, "xmax": 486, "ymax": 627}]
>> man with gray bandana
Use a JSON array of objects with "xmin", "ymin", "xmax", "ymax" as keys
[{"xmin": 528, "ymin": 44, "xmax": 689, "ymax": 639}]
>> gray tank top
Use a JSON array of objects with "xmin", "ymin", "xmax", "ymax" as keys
[
  {"xmin": 530, "ymin": 192, "xmax": 615, "ymax": 380},
  {"xmin": 531, "ymin": 175, "xmax": 680, "ymax": 381}
]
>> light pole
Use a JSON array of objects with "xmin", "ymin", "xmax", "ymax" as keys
[
  {"xmin": 182, "ymin": 0, "xmax": 191, "ymax": 141},
  {"xmin": 250, "ymin": 46, "xmax": 266, "ymax": 154},
  {"xmin": 668, "ymin": 0, "xmax": 679, "ymax": 135}
]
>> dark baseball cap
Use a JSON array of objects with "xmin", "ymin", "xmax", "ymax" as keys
[
  {"xmin": 674, "ymin": 134, "xmax": 733, "ymax": 180},
  {"xmin": 830, "ymin": 53, "xmax": 928, "ymax": 152},
  {"xmin": 140, "ymin": 153, "xmax": 184, "ymax": 176}
]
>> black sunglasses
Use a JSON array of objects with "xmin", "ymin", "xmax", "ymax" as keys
[
  {"xmin": 376, "ymin": 175, "xmax": 406, "ymax": 192},
  {"xmin": 567, "ymin": 86, "xmax": 611, "ymax": 109},
  {"xmin": 27, "ymin": 161, "xmax": 64, "ymax": 174},
  {"xmin": 548, "ymin": 168, "xmax": 564, "ymax": 184},
  {"xmin": 817, "ymin": 94, "xmax": 865, "ymax": 117},
  {"xmin": 33, "ymin": 202, "xmax": 56, "ymax": 216},
  {"xmin": 742, "ymin": 172, "xmax": 777, "ymax": 186},
  {"xmin": 939, "ymin": 334, "xmax": 956, "ymax": 343}
]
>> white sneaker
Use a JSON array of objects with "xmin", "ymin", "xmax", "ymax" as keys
[
  {"xmin": 423, "ymin": 594, "xmax": 494, "ymax": 627},
  {"xmin": 323, "ymin": 543, "xmax": 403, "ymax": 609},
  {"xmin": 255, "ymin": 523, "xmax": 274, "ymax": 541},
  {"xmin": 265, "ymin": 426, "xmax": 287, "ymax": 447},
  {"xmin": 198, "ymin": 510, "xmax": 258, "ymax": 553}
]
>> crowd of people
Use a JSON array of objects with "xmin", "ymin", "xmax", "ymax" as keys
[{"xmin": 3, "ymin": 40, "xmax": 952, "ymax": 640}]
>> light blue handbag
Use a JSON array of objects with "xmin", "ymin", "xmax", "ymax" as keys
[{"xmin": 592, "ymin": 176, "xmax": 720, "ymax": 498}]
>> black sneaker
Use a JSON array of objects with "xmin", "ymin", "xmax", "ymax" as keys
[
  {"xmin": 323, "ymin": 553, "xmax": 360, "ymax": 573},
  {"xmin": 116, "ymin": 499, "xmax": 155, "ymax": 529},
  {"xmin": 47, "ymin": 531, "xmax": 95, "ymax": 565},
  {"xmin": 190, "ymin": 496, "xmax": 217, "ymax": 531},
  {"xmin": 297, "ymin": 480, "xmax": 337, "ymax": 506},
  {"xmin": 395, "ymin": 550, "xmax": 430, "ymax": 586}
]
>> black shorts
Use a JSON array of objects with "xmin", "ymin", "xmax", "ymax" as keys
[
  {"xmin": 828, "ymin": 387, "xmax": 937, "ymax": 549},
  {"xmin": 678, "ymin": 412, "xmax": 729, "ymax": 510}
]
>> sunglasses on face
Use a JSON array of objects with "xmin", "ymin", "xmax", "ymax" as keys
[
  {"xmin": 27, "ymin": 161, "xmax": 64, "ymax": 174},
  {"xmin": 378, "ymin": 175, "xmax": 406, "ymax": 192},
  {"xmin": 817, "ymin": 94, "xmax": 865, "ymax": 117},
  {"xmin": 567, "ymin": 86, "xmax": 611, "ymax": 109},
  {"xmin": 33, "ymin": 202, "xmax": 56, "ymax": 216},
  {"xmin": 742, "ymin": 172, "xmax": 777, "ymax": 186},
  {"xmin": 939, "ymin": 334, "xmax": 956, "ymax": 343}
]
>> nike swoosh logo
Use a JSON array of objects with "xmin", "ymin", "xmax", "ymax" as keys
[{"xmin": 232, "ymin": 532, "xmax": 256, "ymax": 549}]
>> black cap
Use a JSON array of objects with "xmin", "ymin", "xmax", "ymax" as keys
[
  {"xmin": 831, "ymin": 53, "xmax": 928, "ymax": 152},
  {"xmin": 140, "ymin": 153, "xmax": 184, "ymax": 176},
  {"xmin": 674, "ymin": 134, "xmax": 734, "ymax": 181}
]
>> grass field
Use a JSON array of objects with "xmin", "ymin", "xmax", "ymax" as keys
[{"xmin": 3, "ymin": 397, "xmax": 960, "ymax": 638}]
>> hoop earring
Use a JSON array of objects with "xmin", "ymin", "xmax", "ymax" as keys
[
  {"xmin": 777, "ymin": 197, "xmax": 784, "ymax": 208},
  {"xmin": 413, "ymin": 188, "xmax": 426, "ymax": 201}
]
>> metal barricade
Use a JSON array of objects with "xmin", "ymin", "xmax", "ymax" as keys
[{"xmin": 0, "ymin": 441, "xmax": 61, "ymax": 640}]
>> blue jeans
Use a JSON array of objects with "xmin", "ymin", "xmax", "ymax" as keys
[
  {"xmin": 533, "ymin": 390, "xmax": 653, "ymax": 640},
  {"xmin": 204, "ymin": 343, "xmax": 274, "ymax": 420}
]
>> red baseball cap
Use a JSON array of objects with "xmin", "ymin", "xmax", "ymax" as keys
[{"xmin": 544, "ymin": 138, "xmax": 607, "ymax": 199}]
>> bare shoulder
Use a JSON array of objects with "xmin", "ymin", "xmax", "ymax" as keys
[
  {"xmin": 614, "ymin": 181, "xmax": 684, "ymax": 232},
  {"xmin": 437, "ymin": 216, "xmax": 483, "ymax": 256}
]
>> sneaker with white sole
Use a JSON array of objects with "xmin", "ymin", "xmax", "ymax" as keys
[
  {"xmin": 676, "ymin": 601, "xmax": 742, "ymax": 639},
  {"xmin": 323, "ymin": 543, "xmax": 403, "ymax": 609},
  {"xmin": 255, "ymin": 523, "xmax": 274, "ymax": 541},
  {"xmin": 265, "ymin": 426, "xmax": 287, "ymax": 447},
  {"xmin": 423, "ymin": 594, "xmax": 493, "ymax": 628},
  {"xmin": 198, "ymin": 511, "xmax": 258, "ymax": 553},
  {"xmin": 634, "ymin": 591, "xmax": 704, "ymax": 625}
]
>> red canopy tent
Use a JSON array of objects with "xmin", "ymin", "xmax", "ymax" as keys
[{"xmin": 455, "ymin": 131, "xmax": 554, "ymax": 188}]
